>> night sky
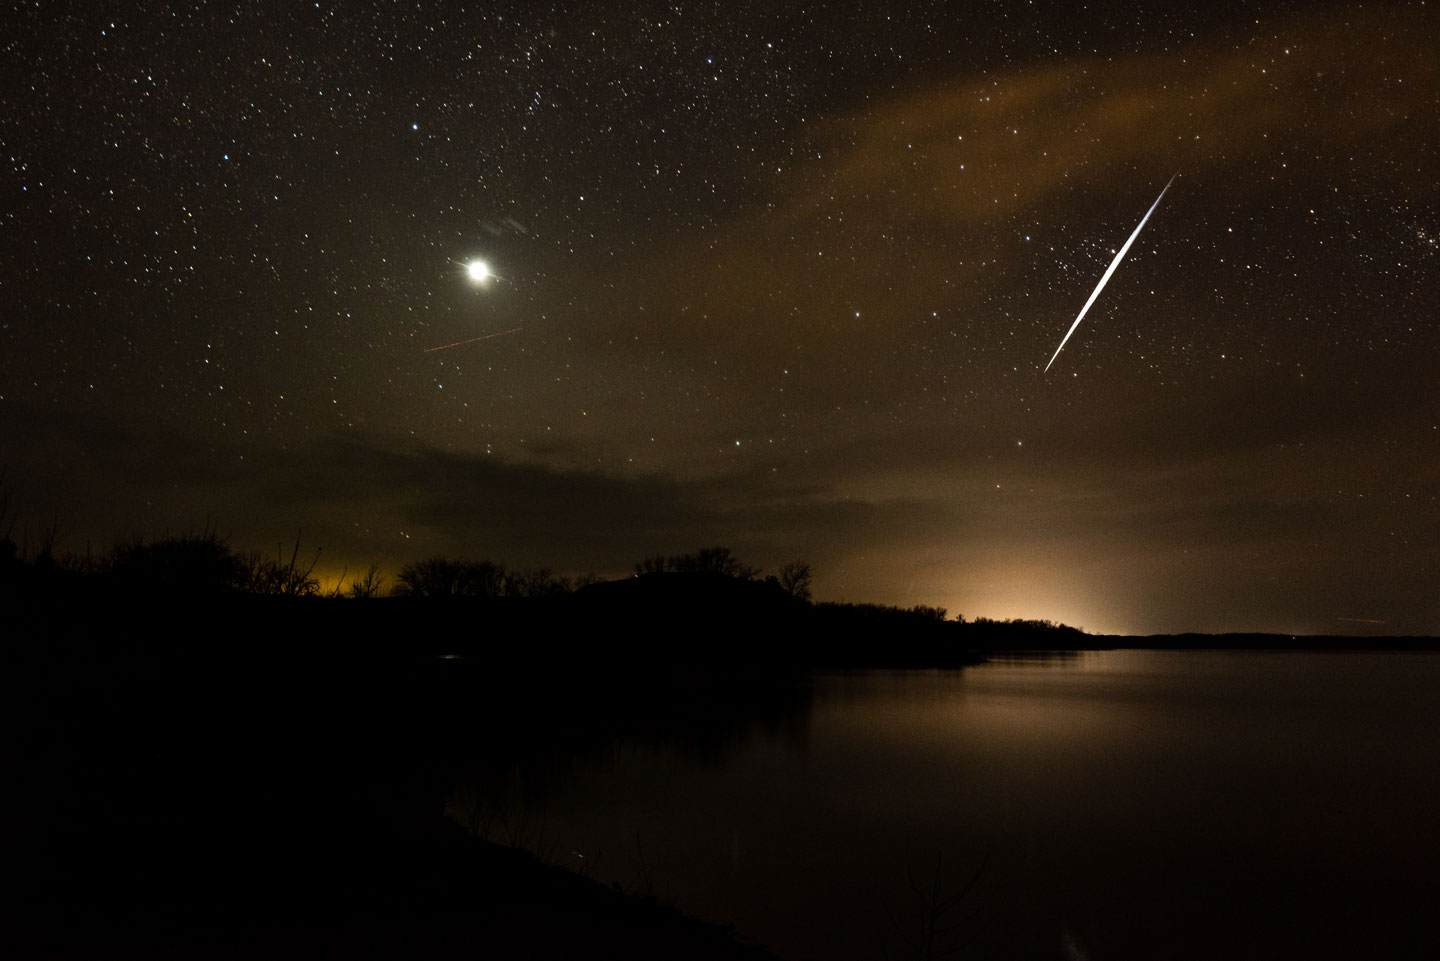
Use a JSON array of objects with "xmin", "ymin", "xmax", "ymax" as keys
[{"xmin": 4, "ymin": 1, "xmax": 1437, "ymax": 635}]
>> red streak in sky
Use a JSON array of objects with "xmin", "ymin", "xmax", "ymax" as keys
[{"xmin": 423, "ymin": 327, "xmax": 523, "ymax": 353}]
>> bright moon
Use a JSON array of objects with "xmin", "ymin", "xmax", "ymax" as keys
[{"xmin": 465, "ymin": 260, "xmax": 490, "ymax": 283}]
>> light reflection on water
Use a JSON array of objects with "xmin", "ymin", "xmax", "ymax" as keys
[{"xmin": 454, "ymin": 651, "xmax": 1440, "ymax": 961}]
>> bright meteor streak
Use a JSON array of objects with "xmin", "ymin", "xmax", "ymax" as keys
[
  {"xmin": 423, "ymin": 327, "xmax": 522, "ymax": 353},
  {"xmin": 1045, "ymin": 173, "xmax": 1177, "ymax": 373}
]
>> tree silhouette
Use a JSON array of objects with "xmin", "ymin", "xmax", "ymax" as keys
[
  {"xmin": 634, "ymin": 554, "xmax": 669, "ymax": 576},
  {"xmin": 504, "ymin": 566, "xmax": 571, "ymax": 598},
  {"xmin": 778, "ymin": 560, "xmax": 813, "ymax": 602},
  {"xmin": 667, "ymin": 546, "xmax": 760, "ymax": 579},
  {"xmin": 633, "ymin": 547, "xmax": 762, "ymax": 579},
  {"xmin": 394, "ymin": 557, "xmax": 506, "ymax": 597}
]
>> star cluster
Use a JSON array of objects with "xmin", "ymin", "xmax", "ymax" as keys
[{"xmin": 3, "ymin": 1, "xmax": 1437, "ymax": 633}]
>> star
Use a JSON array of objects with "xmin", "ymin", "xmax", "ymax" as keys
[{"xmin": 465, "ymin": 260, "xmax": 491, "ymax": 284}]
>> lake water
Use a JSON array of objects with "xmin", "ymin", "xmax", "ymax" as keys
[{"xmin": 454, "ymin": 650, "xmax": 1440, "ymax": 960}]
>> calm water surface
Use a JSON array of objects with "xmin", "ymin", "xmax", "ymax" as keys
[{"xmin": 458, "ymin": 651, "xmax": 1440, "ymax": 960}]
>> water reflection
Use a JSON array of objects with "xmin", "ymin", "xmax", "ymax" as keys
[
  {"xmin": 457, "ymin": 651, "xmax": 1440, "ymax": 961},
  {"xmin": 444, "ymin": 663, "xmax": 814, "ymax": 838},
  {"xmin": 977, "ymin": 650, "xmax": 1089, "ymax": 665}
]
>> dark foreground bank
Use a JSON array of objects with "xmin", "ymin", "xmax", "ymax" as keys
[
  {"xmin": 7, "ymin": 583, "xmax": 804, "ymax": 961},
  {"xmin": 11, "ymin": 808, "xmax": 782, "ymax": 961},
  {"xmin": 11, "ymin": 571, "xmax": 1432, "ymax": 960}
]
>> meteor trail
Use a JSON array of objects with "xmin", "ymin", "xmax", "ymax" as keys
[
  {"xmin": 1045, "ymin": 173, "xmax": 1177, "ymax": 373},
  {"xmin": 423, "ymin": 327, "xmax": 522, "ymax": 353}
]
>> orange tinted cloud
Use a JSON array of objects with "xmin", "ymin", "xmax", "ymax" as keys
[
  {"xmin": 594, "ymin": 6, "xmax": 1436, "ymax": 360},
  {"xmin": 785, "ymin": 8, "xmax": 1434, "ymax": 226}
]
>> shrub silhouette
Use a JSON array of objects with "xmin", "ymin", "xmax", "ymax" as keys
[
  {"xmin": 109, "ymin": 533, "xmax": 247, "ymax": 593},
  {"xmin": 237, "ymin": 532, "xmax": 322, "ymax": 596},
  {"xmin": 908, "ymin": 604, "xmax": 949, "ymax": 623},
  {"xmin": 346, "ymin": 563, "xmax": 386, "ymax": 599}
]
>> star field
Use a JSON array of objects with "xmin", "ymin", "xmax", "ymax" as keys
[{"xmin": 3, "ymin": 1, "xmax": 1437, "ymax": 634}]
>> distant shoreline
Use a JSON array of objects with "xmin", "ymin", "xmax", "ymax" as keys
[{"xmin": 1086, "ymin": 633, "xmax": 1440, "ymax": 651}]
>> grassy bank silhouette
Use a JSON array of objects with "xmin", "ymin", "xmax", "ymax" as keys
[
  {"xmin": 9, "ymin": 531, "xmax": 1038, "ymax": 960},
  {"xmin": 3, "ymin": 529, "xmax": 1086, "ymax": 665}
]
